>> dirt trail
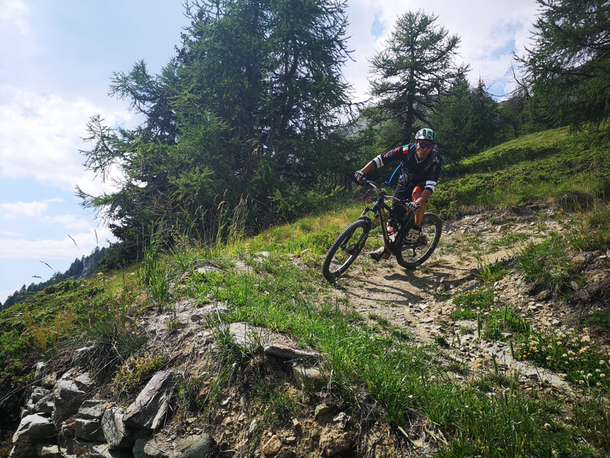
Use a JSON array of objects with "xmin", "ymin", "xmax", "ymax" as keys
[{"xmin": 331, "ymin": 205, "xmax": 579, "ymax": 392}]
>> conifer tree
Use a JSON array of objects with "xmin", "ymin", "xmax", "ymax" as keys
[
  {"xmin": 369, "ymin": 10, "xmax": 469, "ymax": 144},
  {"xmin": 520, "ymin": 0, "xmax": 610, "ymax": 127}
]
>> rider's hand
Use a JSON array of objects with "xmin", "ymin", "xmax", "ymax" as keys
[
  {"xmin": 354, "ymin": 170, "xmax": 365, "ymax": 182},
  {"xmin": 405, "ymin": 201, "xmax": 420, "ymax": 212}
]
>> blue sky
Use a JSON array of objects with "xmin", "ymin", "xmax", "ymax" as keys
[{"xmin": 0, "ymin": 0, "xmax": 538, "ymax": 303}]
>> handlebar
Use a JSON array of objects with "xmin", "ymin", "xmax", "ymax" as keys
[{"xmin": 356, "ymin": 178, "xmax": 402, "ymax": 203}]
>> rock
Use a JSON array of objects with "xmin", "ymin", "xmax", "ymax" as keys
[
  {"xmin": 33, "ymin": 362, "xmax": 46, "ymax": 383},
  {"xmin": 263, "ymin": 343, "xmax": 320, "ymax": 362},
  {"xmin": 53, "ymin": 380, "xmax": 87, "ymax": 422},
  {"xmin": 228, "ymin": 322, "xmax": 267, "ymax": 351},
  {"xmin": 333, "ymin": 412, "xmax": 351, "ymax": 429},
  {"xmin": 132, "ymin": 436, "xmax": 152, "ymax": 458},
  {"xmin": 124, "ymin": 371, "xmax": 174, "ymax": 431},
  {"xmin": 314, "ymin": 403, "xmax": 335, "ymax": 420},
  {"xmin": 293, "ymin": 365, "xmax": 322, "ymax": 380},
  {"xmin": 171, "ymin": 434, "xmax": 212, "ymax": 458},
  {"xmin": 12, "ymin": 414, "xmax": 55, "ymax": 443},
  {"xmin": 75, "ymin": 418, "xmax": 105, "ymax": 442},
  {"xmin": 33, "ymin": 394, "xmax": 55, "ymax": 415},
  {"xmin": 74, "ymin": 439, "xmax": 132, "ymax": 458},
  {"xmin": 35, "ymin": 444, "xmax": 61, "ymax": 458},
  {"xmin": 102, "ymin": 407, "xmax": 134, "ymax": 449},
  {"xmin": 78, "ymin": 400, "xmax": 106, "ymax": 420},
  {"xmin": 261, "ymin": 435, "xmax": 282, "ymax": 456},
  {"xmin": 142, "ymin": 437, "xmax": 170, "ymax": 457},
  {"xmin": 29, "ymin": 387, "xmax": 50, "ymax": 404},
  {"xmin": 248, "ymin": 419, "xmax": 258, "ymax": 436},
  {"xmin": 74, "ymin": 372, "xmax": 95, "ymax": 391}
]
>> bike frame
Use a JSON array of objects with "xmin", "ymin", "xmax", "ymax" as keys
[{"xmin": 359, "ymin": 180, "xmax": 416, "ymax": 254}]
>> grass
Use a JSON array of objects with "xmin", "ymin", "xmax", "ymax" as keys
[{"xmin": 1, "ymin": 124, "xmax": 609, "ymax": 456}]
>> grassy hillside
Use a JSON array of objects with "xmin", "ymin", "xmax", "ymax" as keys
[{"xmin": 1, "ymin": 126, "xmax": 609, "ymax": 456}]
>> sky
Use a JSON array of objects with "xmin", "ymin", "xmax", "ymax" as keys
[{"xmin": 0, "ymin": 0, "xmax": 540, "ymax": 303}]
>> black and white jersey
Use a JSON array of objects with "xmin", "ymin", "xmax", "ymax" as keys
[{"xmin": 372, "ymin": 144, "xmax": 442, "ymax": 194}]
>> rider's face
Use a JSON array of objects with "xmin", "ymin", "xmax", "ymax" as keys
[{"xmin": 416, "ymin": 141, "xmax": 434, "ymax": 159}]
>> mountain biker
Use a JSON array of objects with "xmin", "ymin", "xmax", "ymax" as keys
[{"xmin": 354, "ymin": 128, "xmax": 442, "ymax": 260}]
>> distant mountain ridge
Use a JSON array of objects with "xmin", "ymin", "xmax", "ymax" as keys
[{"xmin": 0, "ymin": 246, "xmax": 108, "ymax": 311}]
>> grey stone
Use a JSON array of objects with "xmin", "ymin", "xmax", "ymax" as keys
[
  {"xmin": 102, "ymin": 407, "xmax": 134, "ymax": 449},
  {"xmin": 78, "ymin": 399, "xmax": 106, "ymax": 419},
  {"xmin": 12, "ymin": 414, "xmax": 55, "ymax": 443},
  {"xmin": 142, "ymin": 437, "xmax": 170, "ymax": 458},
  {"xmin": 263, "ymin": 343, "xmax": 320, "ymax": 362},
  {"xmin": 53, "ymin": 380, "xmax": 87, "ymax": 422},
  {"xmin": 73, "ymin": 439, "xmax": 132, "ymax": 458},
  {"xmin": 30, "ymin": 387, "xmax": 49, "ymax": 403},
  {"xmin": 172, "ymin": 435, "xmax": 212, "ymax": 458},
  {"xmin": 124, "ymin": 371, "xmax": 174, "ymax": 431},
  {"xmin": 74, "ymin": 372, "xmax": 95, "ymax": 391},
  {"xmin": 34, "ymin": 362, "xmax": 46, "ymax": 383},
  {"xmin": 314, "ymin": 403, "xmax": 334, "ymax": 420},
  {"xmin": 132, "ymin": 437, "xmax": 150, "ymax": 458},
  {"xmin": 35, "ymin": 444, "xmax": 62, "ymax": 458},
  {"xmin": 75, "ymin": 418, "xmax": 105, "ymax": 442},
  {"xmin": 228, "ymin": 322, "xmax": 266, "ymax": 351},
  {"xmin": 33, "ymin": 394, "xmax": 55, "ymax": 415}
]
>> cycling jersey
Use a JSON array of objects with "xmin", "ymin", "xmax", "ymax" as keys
[{"xmin": 372, "ymin": 143, "xmax": 442, "ymax": 194}]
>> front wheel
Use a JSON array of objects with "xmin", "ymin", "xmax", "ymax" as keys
[
  {"xmin": 396, "ymin": 213, "xmax": 442, "ymax": 269},
  {"xmin": 322, "ymin": 219, "xmax": 370, "ymax": 282}
]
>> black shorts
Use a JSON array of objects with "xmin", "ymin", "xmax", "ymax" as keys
[{"xmin": 390, "ymin": 181, "xmax": 424, "ymax": 220}]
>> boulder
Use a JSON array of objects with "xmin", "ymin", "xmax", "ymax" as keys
[
  {"xmin": 53, "ymin": 380, "xmax": 87, "ymax": 422},
  {"xmin": 140, "ymin": 435, "xmax": 211, "ymax": 458},
  {"xmin": 75, "ymin": 418, "xmax": 106, "ymax": 442},
  {"xmin": 124, "ymin": 371, "xmax": 174, "ymax": 431},
  {"xmin": 172, "ymin": 434, "xmax": 212, "ymax": 458},
  {"xmin": 73, "ymin": 439, "xmax": 132, "ymax": 458},
  {"xmin": 78, "ymin": 399, "xmax": 107, "ymax": 419},
  {"xmin": 12, "ymin": 414, "xmax": 55, "ymax": 443},
  {"xmin": 35, "ymin": 444, "xmax": 62, "ymax": 458},
  {"xmin": 102, "ymin": 407, "xmax": 134, "ymax": 449}
]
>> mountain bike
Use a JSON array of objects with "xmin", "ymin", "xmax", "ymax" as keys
[{"xmin": 322, "ymin": 179, "xmax": 442, "ymax": 282}]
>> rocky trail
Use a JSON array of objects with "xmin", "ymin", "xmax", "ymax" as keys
[
  {"xmin": 332, "ymin": 204, "xmax": 609, "ymax": 395},
  {"xmin": 7, "ymin": 205, "xmax": 610, "ymax": 458}
]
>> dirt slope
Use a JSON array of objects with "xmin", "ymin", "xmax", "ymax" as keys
[{"xmin": 330, "ymin": 204, "xmax": 607, "ymax": 393}]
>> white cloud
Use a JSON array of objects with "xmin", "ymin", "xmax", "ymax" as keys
[
  {"xmin": 0, "ymin": 201, "xmax": 50, "ymax": 219},
  {"xmin": 345, "ymin": 0, "xmax": 538, "ymax": 100},
  {"xmin": 42, "ymin": 215, "xmax": 92, "ymax": 231},
  {"xmin": 0, "ymin": 227, "xmax": 115, "ymax": 260},
  {"xmin": 0, "ymin": 84, "xmax": 131, "ymax": 195},
  {"xmin": 0, "ymin": 230, "xmax": 22, "ymax": 237},
  {"xmin": 0, "ymin": 0, "xmax": 30, "ymax": 35}
]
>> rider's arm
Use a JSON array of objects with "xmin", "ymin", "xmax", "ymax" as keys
[{"xmin": 358, "ymin": 147, "xmax": 403, "ymax": 175}]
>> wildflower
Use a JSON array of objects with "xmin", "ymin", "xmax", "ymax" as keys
[
  {"xmin": 561, "ymin": 354, "xmax": 567, "ymax": 358},
  {"xmin": 601, "ymin": 374, "xmax": 606, "ymax": 379}
]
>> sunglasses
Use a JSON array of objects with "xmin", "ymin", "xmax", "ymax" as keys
[{"xmin": 417, "ymin": 141, "xmax": 435, "ymax": 149}]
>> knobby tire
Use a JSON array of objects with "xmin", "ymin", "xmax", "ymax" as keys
[
  {"xmin": 322, "ymin": 219, "xmax": 369, "ymax": 282},
  {"xmin": 396, "ymin": 213, "xmax": 442, "ymax": 269}
]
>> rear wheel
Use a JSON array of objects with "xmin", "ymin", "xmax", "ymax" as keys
[
  {"xmin": 322, "ymin": 219, "xmax": 370, "ymax": 282},
  {"xmin": 396, "ymin": 213, "xmax": 442, "ymax": 269}
]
